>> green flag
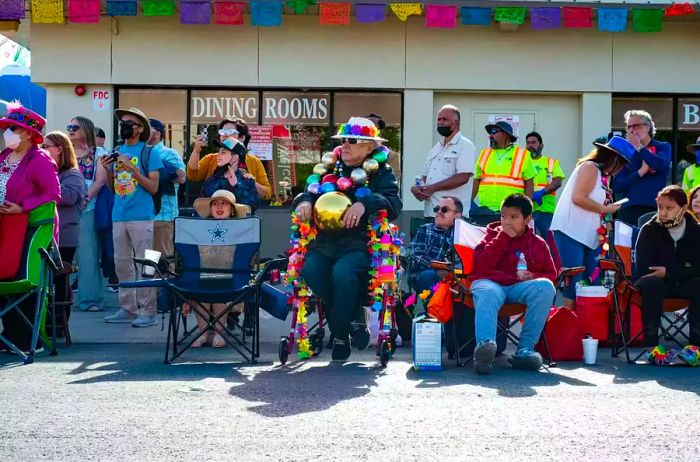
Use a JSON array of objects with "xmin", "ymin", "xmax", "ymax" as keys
[
  {"xmin": 494, "ymin": 7, "xmax": 526, "ymax": 25},
  {"xmin": 143, "ymin": 0, "xmax": 175, "ymax": 16},
  {"xmin": 633, "ymin": 9, "xmax": 663, "ymax": 33}
]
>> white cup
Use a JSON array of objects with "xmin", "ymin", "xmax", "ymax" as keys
[
  {"xmin": 142, "ymin": 249, "xmax": 162, "ymax": 277},
  {"xmin": 582, "ymin": 337, "xmax": 599, "ymax": 365}
]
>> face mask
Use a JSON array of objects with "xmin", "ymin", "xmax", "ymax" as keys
[
  {"xmin": 437, "ymin": 126, "xmax": 452, "ymax": 137},
  {"xmin": 213, "ymin": 165, "xmax": 229, "ymax": 176},
  {"xmin": 118, "ymin": 122, "xmax": 134, "ymax": 141},
  {"xmin": 656, "ymin": 208, "xmax": 686, "ymax": 229},
  {"xmin": 3, "ymin": 128, "xmax": 21, "ymax": 149}
]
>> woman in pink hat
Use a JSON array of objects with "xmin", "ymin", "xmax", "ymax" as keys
[{"xmin": 0, "ymin": 101, "xmax": 60, "ymax": 352}]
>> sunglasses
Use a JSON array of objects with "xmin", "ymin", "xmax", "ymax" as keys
[
  {"xmin": 488, "ymin": 128, "xmax": 502, "ymax": 135},
  {"xmin": 433, "ymin": 206, "xmax": 457, "ymax": 214},
  {"xmin": 626, "ymin": 123, "xmax": 648, "ymax": 130},
  {"xmin": 120, "ymin": 120, "xmax": 142, "ymax": 128},
  {"xmin": 218, "ymin": 128, "xmax": 239, "ymax": 136},
  {"xmin": 340, "ymin": 138, "xmax": 371, "ymax": 145},
  {"xmin": 66, "ymin": 125, "xmax": 80, "ymax": 132},
  {"xmin": 41, "ymin": 143, "xmax": 57, "ymax": 149}
]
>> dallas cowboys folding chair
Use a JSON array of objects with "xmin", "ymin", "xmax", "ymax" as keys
[{"xmin": 123, "ymin": 215, "xmax": 264, "ymax": 364}]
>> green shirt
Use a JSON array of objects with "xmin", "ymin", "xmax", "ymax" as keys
[
  {"xmin": 531, "ymin": 155, "xmax": 566, "ymax": 214},
  {"xmin": 682, "ymin": 164, "xmax": 700, "ymax": 192}
]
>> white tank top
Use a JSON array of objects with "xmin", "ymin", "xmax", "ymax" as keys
[{"xmin": 550, "ymin": 161, "xmax": 606, "ymax": 249}]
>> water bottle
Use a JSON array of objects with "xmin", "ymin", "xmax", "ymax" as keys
[
  {"xmin": 516, "ymin": 251, "xmax": 528, "ymax": 279},
  {"xmin": 415, "ymin": 175, "xmax": 424, "ymax": 187}
]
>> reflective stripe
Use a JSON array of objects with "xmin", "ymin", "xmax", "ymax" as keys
[
  {"xmin": 547, "ymin": 158, "xmax": 555, "ymax": 172},
  {"xmin": 509, "ymin": 147, "xmax": 526, "ymax": 178},
  {"xmin": 480, "ymin": 175, "xmax": 525, "ymax": 188},
  {"xmin": 478, "ymin": 148, "xmax": 493, "ymax": 172}
]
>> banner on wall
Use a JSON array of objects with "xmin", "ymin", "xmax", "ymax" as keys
[
  {"xmin": 248, "ymin": 125, "xmax": 274, "ymax": 160},
  {"xmin": 488, "ymin": 114, "xmax": 521, "ymax": 137}
]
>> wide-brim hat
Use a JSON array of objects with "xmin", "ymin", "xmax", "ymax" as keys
[
  {"xmin": 115, "ymin": 107, "xmax": 151, "ymax": 142},
  {"xmin": 0, "ymin": 101, "xmax": 45, "ymax": 144},
  {"xmin": 485, "ymin": 121, "xmax": 517, "ymax": 141},
  {"xmin": 193, "ymin": 189, "xmax": 250, "ymax": 218},
  {"xmin": 593, "ymin": 135, "xmax": 635, "ymax": 165},
  {"xmin": 331, "ymin": 116, "xmax": 387, "ymax": 142},
  {"xmin": 686, "ymin": 136, "xmax": 700, "ymax": 153}
]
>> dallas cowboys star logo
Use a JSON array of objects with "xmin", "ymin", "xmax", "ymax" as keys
[{"xmin": 208, "ymin": 222, "xmax": 228, "ymax": 243}]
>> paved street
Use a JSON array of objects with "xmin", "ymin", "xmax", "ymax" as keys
[{"xmin": 2, "ymin": 306, "xmax": 700, "ymax": 461}]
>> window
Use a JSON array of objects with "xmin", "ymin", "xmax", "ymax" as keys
[{"xmin": 117, "ymin": 89, "xmax": 187, "ymax": 152}]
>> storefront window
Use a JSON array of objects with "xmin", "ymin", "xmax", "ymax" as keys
[
  {"xmin": 117, "ymin": 89, "xmax": 187, "ymax": 153},
  {"xmin": 678, "ymin": 98, "xmax": 700, "ymax": 168}
]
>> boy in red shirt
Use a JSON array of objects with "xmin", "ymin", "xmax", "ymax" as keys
[{"xmin": 470, "ymin": 194, "xmax": 557, "ymax": 374}]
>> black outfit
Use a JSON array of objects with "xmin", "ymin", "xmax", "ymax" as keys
[
  {"xmin": 293, "ymin": 160, "xmax": 402, "ymax": 339},
  {"xmin": 634, "ymin": 213, "xmax": 700, "ymax": 345},
  {"xmin": 52, "ymin": 246, "xmax": 77, "ymax": 333}
]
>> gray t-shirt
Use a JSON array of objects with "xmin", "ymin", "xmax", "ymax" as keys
[{"xmin": 668, "ymin": 218, "xmax": 687, "ymax": 243}]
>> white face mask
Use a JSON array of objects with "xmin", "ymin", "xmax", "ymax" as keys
[{"xmin": 3, "ymin": 128, "xmax": 21, "ymax": 149}]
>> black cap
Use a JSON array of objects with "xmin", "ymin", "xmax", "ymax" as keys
[
  {"xmin": 365, "ymin": 113, "xmax": 386, "ymax": 130},
  {"xmin": 149, "ymin": 118, "xmax": 165, "ymax": 138}
]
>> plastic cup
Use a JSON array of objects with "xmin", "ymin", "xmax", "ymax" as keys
[
  {"xmin": 142, "ymin": 249, "xmax": 161, "ymax": 277},
  {"xmin": 582, "ymin": 337, "xmax": 599, "ymax": 365}
]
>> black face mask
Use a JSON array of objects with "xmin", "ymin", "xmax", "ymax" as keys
[
  {"xmin": 119, "ymin": 122, "xmax": 134, "ymax": 141},
  {"xmin": 437, "ymin": 125, "xmax": 453, "ymax": 137},
  {"xmin": 213, "ymin": 165, "xmax": 229, "ymax": 177},
  {"xmin": 656, "ymin": 209, "xmax": 685, "ymax": 229}
]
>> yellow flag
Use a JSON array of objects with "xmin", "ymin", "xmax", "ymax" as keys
[
  {"xmin": 390, "ymin": 3, "xmax": 423, "ymax": 21},
  {"xmin": 32, "ymin": 0, "xmax": 65, "ymax": 24}
]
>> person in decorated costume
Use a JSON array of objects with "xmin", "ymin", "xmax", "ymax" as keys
[{"xmin": 290, "ymin": 117, "xmax": 402, "ymax": 362}]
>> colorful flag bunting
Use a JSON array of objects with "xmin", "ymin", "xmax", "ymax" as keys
[
  {"xmin": 494, "ymin": 7, "xmax": 525, "ymax": 25},
  {"xmin": 214, "ymin": 1, "xmax": 244, "ymax": 25},
  {"xmin": 598, "ymin": 8, "xmax": 627, "ymax": 33},
  {"xmin": 460, "ymin": 7, "xmax": 490, "ymax": 26},
  {"xmin": 180, "ymin": 1, "xmax": 210, "ymax": 24},
  {"xmin": 251, "ymin": 1, "xmax": 282, "ymax": 27},
  {"xmin": 319, "ymin": 2, "xmax": 350, "ymax": 26},
  {"xmin": 633, "ymin": 9, "xmax": 663, "ymax": 33},
  {"xmin": 68, "ymin": 0, "xmax": 100, "ymax": 23},
  {"xmin": 355, "ymin": 4, "xmax": 385, "ymax": 23},
  {"xmin": 530, "ymin": 7, "xmax": 560, "ymax": 30},
  {"xmin": 665, "ymin": 3, "xmax": 695, "ymax": 17},
  {"xmin": 106, "ymin": 0, "xmax": 136, "ymax": 16},
  {"xmin": 0, "ymin": 0, "xmax": 25, "ymax": 20},
  {"xmin": 562, "ymin": 7, "xmax": 592, "ymax": 28},
  {"xmin": 286, "ymin": 0, "xmax": 315, "ymax": 15},
  {"xmin": 31, "ymin": 0, "xmax": 64, "ymax": 23},
  {"xmin": 425, "ymin": 5, "xmax": 456, "ymax": 29},
  {"xmin": 142, "ymin": 0, "xmax": 175, "ymax": 16},
  {"xmin": 390, "ymin": 3, "xmax": 422, "ymax": 22}
]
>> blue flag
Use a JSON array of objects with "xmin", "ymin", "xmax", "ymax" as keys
[
  {"xmin": 251, "ymin": 1, "xmax": 283, "ymax": 27},
  {"xmin": 461, "ymin": 7, "xmax": 491, "ymax": 26},
  {"xmin": 598, "ymin": 8, "xmax": 628, "ymax": 33}
]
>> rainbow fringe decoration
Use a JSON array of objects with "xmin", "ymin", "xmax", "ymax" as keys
[
  {"xmin": 647, "ymin": 345, "xmax": 677, "ymax": 366},
  {"xmin": 677, "ymin": 345, "xmax": 700, "ymax": 367}
]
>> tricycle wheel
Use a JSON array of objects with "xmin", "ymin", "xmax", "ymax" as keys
[
  {"xmin": 278, "ymin": 337, "xmax": 289, "ymax": 365},
  {"xmin": 380, "ymin": 339, "xmax": 391, "ymax": 367}
]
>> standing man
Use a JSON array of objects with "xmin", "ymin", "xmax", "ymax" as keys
[
  {"xmin": 525, "ymin": 131, "xmax": 565, "ymax": 238},
  {"xmin": 411, "ymin": 105, "xmax": 475, "ymax": 222},
  {"xmin": 683, "ymin": 136, "xmax": 700, "ymax": 192},
  {"xmin": 471, "ymin": 121, "xmax": 536, "ymax": 226},
  {"xmin": 101, "ymin": 107, "xmax": 163, "ymax": 328},
  {"xmin": 148, "ymin": 118, "xmax": 185, "ymax": 260},
  {"xmin": 365, "ymin": 113, "xmax": 401, "ymax": 183}
]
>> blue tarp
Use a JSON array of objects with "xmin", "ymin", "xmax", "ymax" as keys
[{"xmin": 0, "ymin": 68, "xmax": 46, "ymax": 117}]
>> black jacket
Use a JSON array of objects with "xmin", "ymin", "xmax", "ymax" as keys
[
  {"xmin": 292, "ymin": 161, "xmax": 402, "ymax": 256},
  {"xmin": 635, "ymin": 213, "xmax": 700, "ymax": 283}
]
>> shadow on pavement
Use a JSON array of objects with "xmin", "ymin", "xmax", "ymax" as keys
[{"xmin": 228, "ymin": 360, "xmax": 384, "ymax": 417}]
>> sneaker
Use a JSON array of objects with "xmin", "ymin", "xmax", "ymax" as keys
[
  {"xmin": 104, "ymin": 308, "xmax": 137, "ymax": 323},
  {"xmin": 508, "ymin": 348, "xmax": 544, "ymax": 371},
  {"xmin": 106, "ymin": 286, "xmax": 119, "ymax": 294},
  {"xmin": 473, "ymin": 340, "xmax": 497, "ymax": 375},
  {"xmin": 350, "ymin": 321, "xmax": 370, "ymax": 351},
  {"xmin": 646, "ymin": 345, "xmax": 676, "ymax": 366},
  {"xmin": 86, "ymin": 305, "xmax": 103, "ymax": 312},
  {"xmin": 677, "ymin": 345, "xmax": 700, "ymax": 367},
  {"xmin": 132, "ymin": 314, "xmax": 157, "ymax": 328},
  {"xmin": 331, "ymin": 336, "xmax": 351, "ymax": 362}
]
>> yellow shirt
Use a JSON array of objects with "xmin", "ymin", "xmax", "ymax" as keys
[{"xmin": 187, "ymin": 152, "xmax": 271, "ymax": 200}]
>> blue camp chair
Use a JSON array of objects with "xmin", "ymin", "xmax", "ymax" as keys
[
  {"xmin": 122, "ymin": 215, "xmax": 268, "ymax": 364},
  {"xmin": 0, "ymin": 202, "xmax": 61, "ymax": 364}
]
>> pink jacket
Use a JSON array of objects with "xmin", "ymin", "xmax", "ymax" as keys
[{"xmin": 1, "ymin": 146, "xmax": 61, "ymax": 243}]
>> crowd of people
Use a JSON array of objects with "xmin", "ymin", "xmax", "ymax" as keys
[{"xmin": 1, "ymin": 99, "xmax": 699, "ymax": 370}]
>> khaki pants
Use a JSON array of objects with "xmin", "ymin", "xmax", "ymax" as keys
[
  {"xmin": 113, "ymin": 221, "xmax": 156, "ymax": 316},
  {"xmin": 154, "ymin": 221, "xmax": 174, "ymax": 257}
]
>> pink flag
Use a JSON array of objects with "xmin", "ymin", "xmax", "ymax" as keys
[{"xmin": 425, "ymin": 5, "xmax": 456, "ymax": 29}]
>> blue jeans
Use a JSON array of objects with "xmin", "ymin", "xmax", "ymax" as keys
[
  {"xmin": 77, "ymin": 209, "xmax": 105, "ymax": 310},
  {"xmin": 532, "ymin": 212, "xmax": 553, "ymax": 239},
  {"xmin": 471, "ymin": 278, "xmax": 555, "ymax": 351},
  {"xmin": 553, "ymin": 231, "xmax": 599, "ymax": 300}
]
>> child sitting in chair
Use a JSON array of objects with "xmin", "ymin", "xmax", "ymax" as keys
[
  {"xmin": 186, "ymin": 189, "xmax": 250, "ymax": 347},
  {"xmin": 470, "ymin": 193, "xmax": 557, "ymax": 374}
]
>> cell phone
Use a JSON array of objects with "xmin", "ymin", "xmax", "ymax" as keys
[
  {"xmin": 200, "ymin": 127, "xmax": 208, "ymax": 144},
  {"xmin": 104, "ymin": 152, "xmax": 119, "ymax": 163},
  {"xmin": 613, "ymin": 198, "xmax": 630, "ymax": 206}
]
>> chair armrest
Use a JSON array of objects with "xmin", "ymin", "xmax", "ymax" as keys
[
  {"xmin": 39, "ymin": 247, "xmax": 62, "ymax": 274},
  {"xmin": 430, "ymin": 260, "xmax": 451, "ymax": 271},
  {"xmin": 252, "ymin": 257, "xmax": 289, "ymax": 286},
  {"xmin": 556, "ymin": 266, "xmax": 585, "ymax": 287}
]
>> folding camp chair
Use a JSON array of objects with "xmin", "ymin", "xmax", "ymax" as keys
[
  {"xmin": 122, "ymin": 216, "xmax": 266, "ymax": 364},
  {"xmin": 600, "ymin": 220, "xmax": 690, "ymax": 364},
  {"xmin": 0, "ymin": 202, "xmax": 62, "ymax": 364},
  {"xmin": 441, "ymin": 219, "xmax": 583, "ymax": 367}
]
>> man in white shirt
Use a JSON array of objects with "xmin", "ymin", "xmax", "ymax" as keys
[{"xmin": 411, "ymin": 105, "xmax": 476, "ymax": 220}]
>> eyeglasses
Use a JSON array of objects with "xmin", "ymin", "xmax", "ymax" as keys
[
  {"xmin": 433, "ymin": 206, "xmax": 457, "ymax": 214},
  {"xmin": 218, "ymin": 128, "xmax": 239, "ymax": 136},
  {"xmin": 488, "ymin": 128, "xmax": 502, "ymax": 135},
  {"xmin": 340, "ymin": 138, "xmax": 371, "ymax": 145},
  {"xmin": 8, "ymin": 125, "xmax": 19, "ymax": 132},
  {"xmin": 120, "ymin": 120, "xmax": 142, "ymax": 128},
  {"xmin": 41, "ymin": 144, "xmax": 57, "ymax": 149},
  {"xmin": 66, "ymin": 125, "xmax": 80, "ymax": 132},
  {"xmin": 626, "ymin": 123, "xmax": 648, "ymax": 130}
]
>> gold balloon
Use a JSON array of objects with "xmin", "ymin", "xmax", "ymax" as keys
[
  {"xmin": 313, "ymin": 192, "xmax": 352, "ymax": 231},
  {"xmin": 321, "ymin": 152, "xmax": 337, "ymax": 169},
  {"xmin": 363, "ymin": 158, "xmax": 379, "ymax": 173},
  {"xmin": 313, "ymin": 163, "xmax": 327, "ymax": 176}
]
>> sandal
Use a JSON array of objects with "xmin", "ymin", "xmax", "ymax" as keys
[
  {"xmin": 212, "ymin": 333, "xmax": 226, "ymax": 348},
  {"xmin": 191, "ymin": 332, "xmax": 209, "ymax": 348}
]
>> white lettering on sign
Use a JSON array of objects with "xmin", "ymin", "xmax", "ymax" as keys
[
  {"xmin": 683, "ymin": 104, "xmax": 700, "ymax": 126},
  {"xmin": 92, "ymin": 90, "xmax": 110, "ymax": 112},
  {"xmin": 191, "ymin": 96, "xmax": 258, "ymax": 121},
  {"xmin": 263, "ymin": 96, "xmax": 329, "ymax": 124}
]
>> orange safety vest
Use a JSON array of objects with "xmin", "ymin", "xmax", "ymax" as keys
[{"xmin": 477, "ymin": 146, "xmax": 528, "ymax": 189}]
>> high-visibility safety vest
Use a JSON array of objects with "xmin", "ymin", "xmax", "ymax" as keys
[
  {"xmin": 533, "ymin": 157, "xmax": 556, "ymax": 195},
  {"xmin": 531, "ymin": 155, "xmax": 565, "ymax": 214},
  {"xmin": 476, "ymin": 145, "xmax": 529, "ymax": 211},
  {"xmin": 683, "ymin": 164, "xmax": 700, "ymax": 192}
]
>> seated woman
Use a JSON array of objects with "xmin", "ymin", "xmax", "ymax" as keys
[
  {"xmin": 689, "ymin": 185, "xmax": 700, "ymax": 222},
  {"xmin": 292, "ymin": 117, "xmax": 402, "ymax": 362},
  {"xmin": 186, "ymin": 190, "xmax": 250, "ymax": 348},
  {"xmin": 635, "ymin": 185, "xmax": 700, "ymax": 366},
  {"xmin": 201, "ymin": 139, "xmax": 260, "ymax": 212}
]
